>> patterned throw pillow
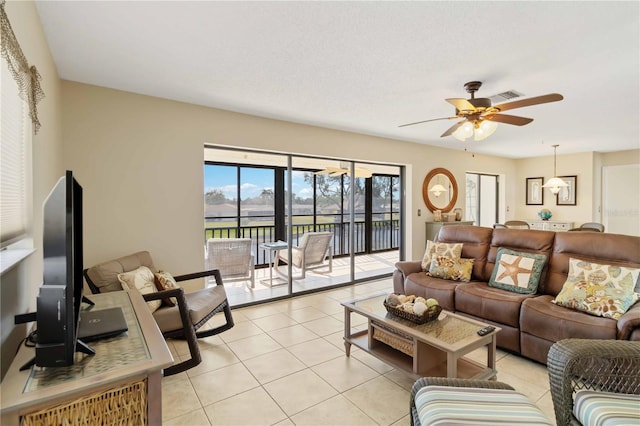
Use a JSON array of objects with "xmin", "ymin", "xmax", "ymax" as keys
[
  {"xmin": 117, "ymin": 266, "xmax": 162, "ymax": 312},
  {"xmin": 488, "ymin": 248, "xmax": 547, "ymax": 294},
  {"xmin": 421, "ymin": 240, "xmax": 463, "ymax": 271},
  {"xmin": 552, "ymin": 258, "xmax": 640, "ymax": 320},
  {"xmin": 428, "ymin": 256, "xmax": 474, "ymax": 282},
  {"xmin": 154, "ymin": 271, "xmax": 181, "ymax": 307}
]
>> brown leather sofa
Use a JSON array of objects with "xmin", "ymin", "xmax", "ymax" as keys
[{"xmin": 393, "ymin": 225, "xmax": 640, "ymax": 364}]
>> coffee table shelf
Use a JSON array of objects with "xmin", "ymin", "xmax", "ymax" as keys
[{"xmin": 342, "ymin": 294, "xmax": 499, "ymax": 380}]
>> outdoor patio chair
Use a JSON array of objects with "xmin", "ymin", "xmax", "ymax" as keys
[
  {"xmin": 206, "ymin": 238, "xmax": 255, "ymax": 288},
  {"xmin": 84, "ymin": 251, "xmax": 234, "ymax": 376},
  {"xmin": 276, "ymin": 231, "xmax": 333, "ymax": 279}
]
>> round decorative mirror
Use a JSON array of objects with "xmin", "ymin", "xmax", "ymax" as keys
[{"xmin": 422, "ymin": 168, "xmax": 458, "ymax": 213}]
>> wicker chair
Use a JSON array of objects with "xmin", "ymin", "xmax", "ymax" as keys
[
  {"xmin": 276, "ymin": 231, "xmax": 333, "ymax": 279},
  {"xmin": 84, "ymin": 251, "xmax": 234, "ymax": 376},
  {"xmin": 206, "ymin": 238, "xmax": 255, "ymax": 288},
  {"xmin": 547, "ymin": 339, "xmax": 640, "ymax": 426}
]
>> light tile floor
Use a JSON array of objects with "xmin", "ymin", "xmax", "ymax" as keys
[{"xmin": 162, "ymin": 279, "xmax": 557, "ymax": 425}]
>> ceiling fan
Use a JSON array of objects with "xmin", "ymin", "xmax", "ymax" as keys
[
  {"xmin": 399, "ymin": 81, "xmax": 563, "ymax": 141},
  {"xmin": 315, "ymin": 162, "xmax": 373, "ymax": 178}
]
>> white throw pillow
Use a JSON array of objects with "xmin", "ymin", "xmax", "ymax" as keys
[{"xmin": 117, "ymin": 266, "xmax": 162, "ymax": 312}]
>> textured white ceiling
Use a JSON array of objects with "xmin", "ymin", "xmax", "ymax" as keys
[{"xmin": 35, "ymin": 1, "xmax": 639, "ymax": 158}]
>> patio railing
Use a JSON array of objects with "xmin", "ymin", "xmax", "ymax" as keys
[{"xmin": 204, "ymin": 217, "xmax": 399, "ymax": 266}]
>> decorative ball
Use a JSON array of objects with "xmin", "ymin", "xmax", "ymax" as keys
[
  {"xmin": 386, "ymin": 294, "xmax": 401, "ymax": 306},
  {"xmin": 413, "ymin": 301, "xmax": 428, "ymax": 316},
  {"xmin": 426, "ymin": 298, "xmax": 439, "ymax": 307},
  {"xmin": 415, "ymin": 296, "xmax": 426, "ymax": 305}
]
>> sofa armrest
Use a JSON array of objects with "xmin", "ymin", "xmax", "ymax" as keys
[
  {"xmin": 173, "ymin": 269, "xmax": 223, "ymax": 286},
  {"xmin": 393, "ymin": 261, "xmax": 423, "ymax": 294},
  {"xmin": 395, "ymin": 261, "xmax": 422, "ymax": 277},
  {"xmin": 617, "ymin": 301, "xmax": 640, "ymax": 340}
]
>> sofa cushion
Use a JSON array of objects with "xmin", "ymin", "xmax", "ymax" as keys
[
  {"xmin": 117, "ymin": 266, "xmax": 162, "ymax": 312},
  {"xmin": 404, "ymin": 273, "xmax": 459, "ymax": 311},
  {"xmin": 421, "ymin": 240, "xmax": 462, "ymax": 271},
  {"xmin": 545, "ymin": 232, "xmax": 640, "ymax": 297},
  {"xmin": 436, "ymin": 225, "xmax": 493, "ymax": 281},
  {"xmin": 152, "ymin": 285, "xmax": 228, "ymax": 332},
  {"xmin": 574, "ymin": 390, "xmax": 640, "ymax": 426},
  {"xmin": 85, "ymin": 251, "xmax": 156, "ymax": 293},
  {"xmin": 486, "ymin": 228, "xmax": 555, "ymax": 287},
  {"xmin": 489, "ymin": 248, "xmax": 547, "ymax": 294},
  {"xmin": 455, "ymin": 282, "xmax": 533, "ymax": 328},
  {"xmin": 428, "ymin": 256, "xmax": 474, "ymax": 282},
  {"xmin": 552, "ymin": 258, "xmax": 640, "ymax": 320},
  {"xmin": 521, "ymin": 295, "xmax": 617, "ymax": 342},
  {"xmin": 414, "ymin": 385, "xmax": 552, "ymax": 426}
]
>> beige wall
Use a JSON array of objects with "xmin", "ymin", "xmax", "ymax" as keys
[
  {"xmin": 1, "ymin": 0, "xmax": 64, "ymax": 378},
  {"xmin": 515, "ymin": 149, "xmax": 640, "ymax": 226},
  {"xmin": 61, "ymin": 81, "xmax": 520, "ymax": 281}
]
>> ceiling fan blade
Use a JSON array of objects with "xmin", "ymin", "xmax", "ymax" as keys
[
  {"xmin": 446, "ymin": 98, "xmax": 476, "ymax": 111},
  {"xmin": 398, "ymin": 116, "xmax": 458, "ymax": 128},
  {"xmin": 486, "ymin": 114, "xmax": 534, "ymax": 126},
  {"xmin": 441, "ymin": 121, "xmax": 465, "ymax": 137},
  {"xmin": 354, "ymin": 168, "xmax": 373, "ymax": 178},
  {"xmin": 494, "ymin": 93, "xmax": 563, "ymax": 112}
]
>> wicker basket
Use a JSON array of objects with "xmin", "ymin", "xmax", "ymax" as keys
[
  {"xmin": 383, "ymin": 298, "xmax": 442, "ymax": 324},
  {"xmin": 372, "ymin": 325, "xmax": 414, "ymax": 356},
  {"xmin": 21, "ymin": 380, "xmax": 147, "ymax": 426}
]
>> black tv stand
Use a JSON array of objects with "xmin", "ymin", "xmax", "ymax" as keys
[
  {"xmin": 14, "ymin": 295, "xmax": 96, "ymax": 371},
  {"xmin": 19, "ymin": 339, "xmax": 95, "ymax": 371}
]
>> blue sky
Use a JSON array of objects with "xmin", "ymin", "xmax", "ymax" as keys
[{"xmin": 204, "ymin": 166, "xmax": 313, "ymax": 199}]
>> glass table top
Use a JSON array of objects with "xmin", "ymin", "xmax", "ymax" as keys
[
  {"xmin": 25, "ymin": 291, "xmax": 150, "ymax": 392},
  {"xmin": 344, "ymin": 294, "xmax": 482, "ymax": 346}
]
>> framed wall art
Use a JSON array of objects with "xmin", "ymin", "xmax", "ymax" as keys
[
  {"xmin": 526, "ymin": 177, "xmax": 544, "ymax": 205},
  {"xmin": 556, "ymin": 175, "xmax": 577, "ymax": 206}
]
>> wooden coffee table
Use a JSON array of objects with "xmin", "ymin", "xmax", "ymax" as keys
[{"xmin": 342, "ymin": 294, "xmax": 500, "ymax": 380}]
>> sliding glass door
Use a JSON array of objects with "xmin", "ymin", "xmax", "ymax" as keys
[{"xmin": 204, "ymin": 147, "xmax": 402, "ymax": 306}]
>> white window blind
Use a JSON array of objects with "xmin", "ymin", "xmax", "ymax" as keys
[{"xmin": 1, "ymin": 56, "xmax": 29, "ymax": 245}]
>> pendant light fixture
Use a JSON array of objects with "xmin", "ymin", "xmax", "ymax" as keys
[{"xmin": 542, "ymin": 144, "xmax": 568, "ymax": 194}]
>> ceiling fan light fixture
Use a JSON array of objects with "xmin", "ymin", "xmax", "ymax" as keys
[
  {"xmin": 542, "ymin": 144, "xmax": 569, "ymax": 194},
  {"xmin": 473, "ymin": 120, "xmax": 498, "ymax": 141},
  {"xmin": 452, "ymin": 121, "xmax": 474, "ymax": 141}
]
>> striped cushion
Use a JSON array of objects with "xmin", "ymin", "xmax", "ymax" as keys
[
  {"xmin": 574, "ymin": 390, "xmax": 640, "ymax": 426},
  {"xmin": 415, "ymin": 385, "xmax": 552, "ymax": 425}
]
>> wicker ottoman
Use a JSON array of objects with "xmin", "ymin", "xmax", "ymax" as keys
[{"xmin": 410, "ymin": 377, "xmax": 553, "ymax": 426}]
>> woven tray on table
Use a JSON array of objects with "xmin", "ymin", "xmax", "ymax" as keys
[{"xmin": 383, "ymin": 300, "xmax": 442, "ymax": 325}]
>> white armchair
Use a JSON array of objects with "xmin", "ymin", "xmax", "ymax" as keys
[
  {"xmin": 206, "ymin": 238, "xmax": 255, "ymax": 288},
  {"xmin": 276, "ymin": 231, "xmax": 333, "ymax": 279}
]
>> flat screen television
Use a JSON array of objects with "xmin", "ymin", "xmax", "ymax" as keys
[{"xmin": 32, "ymin": 170, "xmax": 94, "ymax": 368}]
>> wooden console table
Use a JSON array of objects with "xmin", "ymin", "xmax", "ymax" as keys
[{"xmin": 0, "ymin": 290, "xmax": 173, "ymax": 425}]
